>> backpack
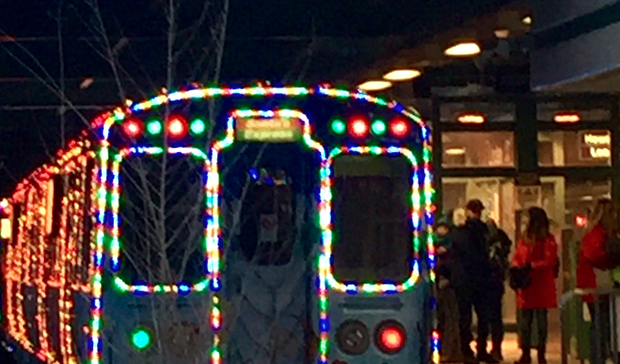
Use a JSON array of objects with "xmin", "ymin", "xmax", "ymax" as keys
[{"xmin": 487, "ymin": 229, "xmax": 512, "ymax": 281}]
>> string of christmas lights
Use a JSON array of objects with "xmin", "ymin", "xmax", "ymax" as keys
[{"xmin": 105, "ymin": 146, "xmax": 210, "ymax": 295}]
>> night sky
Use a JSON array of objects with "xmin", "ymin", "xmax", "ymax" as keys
[
  {"xmin": 0, "ymin": 0, "xmax": 513, "ymax": 80},
  {"xmin": 0, "ymin": 0, "xmax": 512, "ymax": 193}
]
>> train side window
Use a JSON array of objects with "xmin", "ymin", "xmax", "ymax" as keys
[
  {"xmin": 0, "ymin": 206, "xmax": 11, "ymax": 241},
  {"xmin": 10, "ymin": 204, "xmax": 21, "ymax": 247},
  {"xmin": 48, "ymin": 175, "xmax": 65, "ymax": 238}
]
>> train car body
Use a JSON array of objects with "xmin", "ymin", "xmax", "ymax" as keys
[
  {"xmin": 1, "ymin": 83, "xmax": 437, "ymax": 364},
  {"xmin": 0, "ymin": 135, "xmax": 97, "ymax": 364}
]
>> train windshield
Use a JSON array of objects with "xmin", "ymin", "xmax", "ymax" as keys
[
  {"xmin": 332, "ymin": 155, "xmax": 412, "ymax": 282},
  {"xmin": 225, "ymin": 143, "xmax": 318, "ymax": 265},
  {"xmin": 120, "ymin": 157, "xmax": 204, "ymax": 282}
]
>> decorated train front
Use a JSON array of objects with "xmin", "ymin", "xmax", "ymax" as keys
[{"xmin": 0, "ymin": 84, "xmax": 436, "ymax": 364}]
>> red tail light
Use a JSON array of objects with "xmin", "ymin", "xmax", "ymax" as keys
[
  {"xmin": 123, "ymin": 118, "xmax": 143, "ymax": 138},
  {"xmin": 375, "ymin": 320, "xmax": 406, "ymax": 354},
  {"xmin": 349, "ymin": 117, "xmax": 369, "ymax": 138},
  {"xmin": 389, "ymin": 119, "xmax": 409, "ymax": 137},
  {"xmin": 168, "ymin": 115, "xmax": 187, "ymax": 137}
]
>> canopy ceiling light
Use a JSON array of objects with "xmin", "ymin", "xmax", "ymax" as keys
[
  {"xmin": 357, "ymin": 80, "xmax": 392, "ymax": 92},
  {"xmin": 554, "ymin": 111, "xmax": 581, "ymax": 123},
  {"xmin": 382, "ymin": 69, "xmax": 422, "ymax": 81},
  {"xmin": 445, "ymin": 148, "xmax": 466, "ymax": 156},
  {"xmin": 457, "ymin": 111, "xmax": 486, "ymax": 124},
  {"xmin": 444, "ymin": 41, "xmax": 481, "ymax": 57},
  {"xmin": 494, "ymin": 29, "xmax": 510, "ymax": 39}
]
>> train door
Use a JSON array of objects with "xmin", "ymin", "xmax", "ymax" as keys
[{"xmin": 207, "ymin": 109, "xmax": 324, "ymax": 364}]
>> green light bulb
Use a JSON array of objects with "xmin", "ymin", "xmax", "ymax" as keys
[
  {"xmin": 190, "ymin": 118, "xmax": 207, "ymax": 135},
  {"xmin": 330, "ymin": 119, "xmax": 346, "ymax": 135},
  {"xmin": 371, "ymin": 120, "xmax": 387, "ymax": 136},
  {"xmin": 146, "ymin": 120, "xmax": 162, "ymax": 136},
  {"xmin": 131, "ymin": 328, "xmax": 152, "ymax": 351}
]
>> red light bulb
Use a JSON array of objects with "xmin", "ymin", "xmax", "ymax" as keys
[
  {"xmin": 390, "ymin": 119, "xmax": 409, "ymax": 137},
  {"xmin": 575, "ymin": 214, "xmax": 587, "ymax": 228},
  {"xmin": 380, "ymin": 327, "xmax": 404, "ymax": 351},
  {"xmin": 123, "ymin": 119, "xmax": 142, "ymax": 138},
  {"xmin": 168, "ymin": 116, "xmax": 187, "ymax": 137},
  {"xmin": 350, "ymin": 118, "xmax": 369, "ymax": 138}
]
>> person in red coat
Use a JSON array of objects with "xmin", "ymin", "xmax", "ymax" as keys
[
  {"xmin": 511, "ymin": 207, "xmax": 558, "ymax": 364},
  {"xmin": 576, "ymin": 198, "xmax": 618, "ymax": 364}
]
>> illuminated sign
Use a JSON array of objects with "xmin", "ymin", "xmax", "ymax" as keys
[
  {"xmin": 237, "ymin": 117, "xmax": 302, "ymax": 142},
  {"xmin": 580, "ymin": 132, "xmax": 611, "ymax": 160}
]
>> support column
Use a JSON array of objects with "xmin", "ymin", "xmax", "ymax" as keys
[{"xmin": 431, "ymin": 96, "xmax": 443, "ymax": 214}]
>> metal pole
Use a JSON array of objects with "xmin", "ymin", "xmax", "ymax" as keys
[{"xmin": 611, "ymin": 293, "xmax": 619, "ymax": 364}]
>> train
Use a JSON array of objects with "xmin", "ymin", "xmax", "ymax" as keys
[{"xmin": 0, "ymin": 83, "xmax": 437, "ymax": 364}]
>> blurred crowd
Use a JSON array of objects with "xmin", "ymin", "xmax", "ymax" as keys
[
  {"xmin": 437, "ymin": 197, "xmax": 620, "ymax": 364},
  {"xmin": 436, "ymin": 199, "xmax": 558, "ymax": 364}
]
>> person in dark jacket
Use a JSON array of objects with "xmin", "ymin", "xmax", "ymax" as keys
[{"xmin": 451, "ymin": 200, "xmax": 497, "ymax": 364}]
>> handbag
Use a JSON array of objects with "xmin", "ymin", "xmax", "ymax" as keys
[{"xmin": 509, "ymin": 264, "xmax": 531, "ymax": 290}]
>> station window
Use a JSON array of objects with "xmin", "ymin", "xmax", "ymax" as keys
[
  {"xmin": 442, "ymin": 131, "xmax": 515, "ymax": 168},
  {"xmin": 332, "ymin": 155, "xmax": 412, "ymax": 282},
  {"xmin": 440, "ymin": 101, "xmax": 516, "ymax": 123},
  {"xmin": 538, "ymin": 130, "xmax": 611, "ymax": 167}
]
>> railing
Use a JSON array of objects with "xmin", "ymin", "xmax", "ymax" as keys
[{"xmin": 559, "ymin": 288, "xmax": 620, "ymax": 364}]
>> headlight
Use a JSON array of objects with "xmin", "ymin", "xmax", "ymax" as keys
[{"xmin": 335, "ymin": 319, "xmax": 370, "ymax": 355}]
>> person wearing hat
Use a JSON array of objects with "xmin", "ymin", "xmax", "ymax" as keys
[{"xmin": 450, "ymin": 199, "xmax": 496, "ymax": 363}]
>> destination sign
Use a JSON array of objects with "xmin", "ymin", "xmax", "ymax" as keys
[{"xmin": 236, "ymin": 117, "xmax": 303, "ymax": 142}]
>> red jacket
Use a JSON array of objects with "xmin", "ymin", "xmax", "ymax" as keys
[
  {"xmin": 576, "ymin": 225, "xmax": 608, "ymax": 303},
  {"xmin": 511, "ymin": 235, "xmax": 558, "ymax": 309}
]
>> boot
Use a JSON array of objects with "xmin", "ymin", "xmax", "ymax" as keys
[
  {"xmin": 490, "ymin": 346, "xmax": 503, "ymax": 362},
  {"xmin": 515, "ymin": 348, "xmax": 531, "ymax": 364},
  {"xmin": 477, "ymin": 339, "xmax": 499, "ymax": 363},
  {"xmin": 478, "ymin": 351, "xmax": 500, "ymax": 363},
  {"xmin": 463, "ymin": 347, "xmax": 479, "ymax": 364},
  {"xmin": 537, "ymin": 345, "xmax": 547, "ymax": 364}
]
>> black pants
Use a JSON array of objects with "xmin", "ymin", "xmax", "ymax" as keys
[
  {"xmin": 456, "ymin": 286, "xmax": 489, "ymax": 356},
  {"xmin": 487, "ymin": 287, "xmax": 504, "ymax": 352},
  {"xmin": 588, "ymin": 298, "xmax": 611, "ymax": 364},
  {"xmin": 519, "ymin": 309, "xmax": 548, "ymax": 353}
]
